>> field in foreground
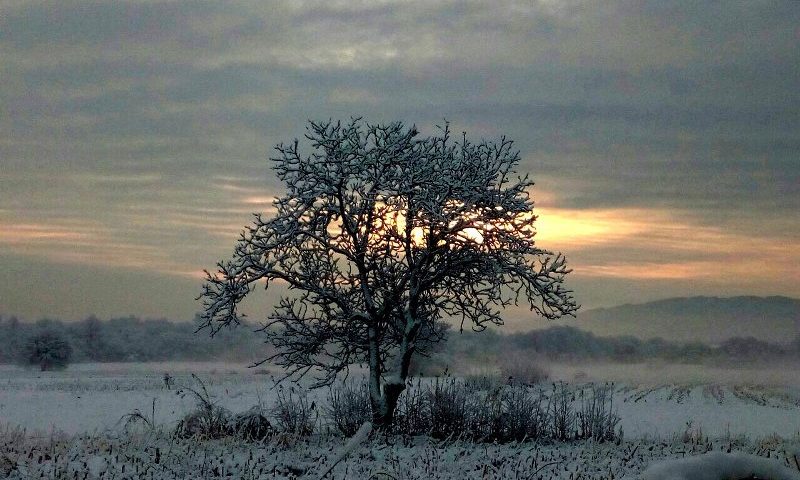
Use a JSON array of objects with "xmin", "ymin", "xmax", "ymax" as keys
[
  {"xmin": 2, "ymin": 362, "xmax": 800, "ymax": 478},
  {"xmin": 2, "ymin": 427, "xmax": 800, "ymax": 479}
]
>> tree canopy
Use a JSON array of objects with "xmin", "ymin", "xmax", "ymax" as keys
[{"xmin": 200, "ymin": 119, "xmax": 578, "ymax": 427}]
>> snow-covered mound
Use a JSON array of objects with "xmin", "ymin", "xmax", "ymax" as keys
[{"xmin": 642, "ymin": 452, "xmax": 800, "ymax": 480}]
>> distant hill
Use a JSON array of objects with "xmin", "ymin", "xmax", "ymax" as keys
[{"xmin": 574, "ymin": 296, "xmax": 800, "ymax": 344}]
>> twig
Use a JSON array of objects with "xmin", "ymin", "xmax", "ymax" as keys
[
  {"xmin": 531, "ymin": 460, "xmax": 561, "ymax": 476},
  {"xmin": 368, "ymin": 472, "xmax": 399, "ymax": 480}
]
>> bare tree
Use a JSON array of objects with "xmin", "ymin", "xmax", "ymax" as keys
[{"xmin": 199, "ymin": 119, "xmax": 577, "ymax": 428}]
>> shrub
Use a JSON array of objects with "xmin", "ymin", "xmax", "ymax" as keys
[
  {"xmin": 174, "ymin": 375, "xmax": 232, "ymax": 439},
  {"xmin": 22, "ymin": 331, "xmax": 72, "ymax": 371},
  {"xmin": 576, "ymin": 383, "xmax": 620, "ymax": 441},
  {"xmin": 326, "ymin": 381, "xmax": 371, "ymax": 436},
  {"xmin": 273, "ymin": 385, "xmax": 316, "ymax": 436},
  {"xmin": 427, "ymin": 378, "xmax": 471, "ymax": 439},
  {"xmin": 464, "ymin": 384, "xmax": 550, "ymax": 443},
  {"xmin": 387, "ymin": 378, "xmax": 617, "ymax": 443},
  {"xmin": 549, "ymin": 381, "xmax": 576, "ymax": 440},
  {"xmin": 175, "ymin": 406, "xmax": 232, "ymax": 439},
  {"xmin": 501, "ymin": 385, "xmax": 547, "ymax": 441},
  {"xmin": 170, "ymin": 375, "xmax": 274, "ymax": 441},
  {"xmin": 162, "ymin": 375, "xmax": 619, "ymax": 444},
  {"xmin": 468, "ymin": 385, "xmax": 505, "ymax": 441},
  {"xmin": 229, "ymin": 407, "xmax": 274, "ymax": 441}
]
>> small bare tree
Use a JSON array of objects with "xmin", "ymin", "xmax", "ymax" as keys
[{"xmin": 199, "ymin": 119, "xmax": 577, "ymax": 428}]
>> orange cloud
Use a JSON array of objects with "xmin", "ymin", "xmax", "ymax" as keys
[
  {"xmin": 241, "ymin": 195, "xmax": 276, "ymax": 206},
  {"xmin": 0, "ymin": 223, "xmax": 92, "ymax": 243},
  {"xmin": 533, "ymin": 206, "xmax": 800, "ymax": 287},
  {"xmin": 2, "ymin": 197, "xmax": 796, "ymax": 298},
  {"xmin": 0, "ymin": 216, "xmax": 198, "ymax": 278},
  {"xmin": 534, "ymin": 207, "xmax": 648, "ymax": 247}
]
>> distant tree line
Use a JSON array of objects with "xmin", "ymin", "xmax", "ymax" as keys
[
  {"xmin": 432, "ymin": 325, "xmax": 800, "ymax": 369},
  {"xmin": 0, "ymin": 315, "xmax": 266, "ymax": 365},
  {"xmin": 0, "ymin": 315, "xmax": 797, "ymax": 367}
]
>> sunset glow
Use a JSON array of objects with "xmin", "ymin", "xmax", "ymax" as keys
[{"xmin": 534, "ymin": 208, "xmax": 645, "ymax": 246}]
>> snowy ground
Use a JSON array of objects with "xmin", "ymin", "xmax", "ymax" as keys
[
  {"xmin": 1, "ymin": 361, "xmax": 800, "ymax": 478},
  {"xmin": 0, "ymin": 362, "xmax": 287, "ymax": 435},
  {"xmin": 1, "ymin": 426, "xmax": 799, "ymax": 479},
  {"xmin": 1, "ymin": 362, "xmax": 799, "ymax": 439}
]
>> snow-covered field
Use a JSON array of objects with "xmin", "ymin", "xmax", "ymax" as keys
[
  {"xmin": 2, "ymin": 427, "xmax": 799, "ymax": 479},
  {"xmin": 2, "ymin": 362, "xmax": 799, "ymax": 439},
  {"xmin": 1, "ymin": 361, "xmax": 800, "ymax": 478},
  {"xmin": 0, "ymin": 362, "xmax": 287, "ymax": 435}
]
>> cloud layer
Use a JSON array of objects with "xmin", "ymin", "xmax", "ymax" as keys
[{"xmin": 1, "ymin": 0, "xmax": 798, "ymax": 321}]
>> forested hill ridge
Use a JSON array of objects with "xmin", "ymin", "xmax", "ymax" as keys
[{"xmin": 574, "ymin": 296, "xmax": 799, "ymax": 344}]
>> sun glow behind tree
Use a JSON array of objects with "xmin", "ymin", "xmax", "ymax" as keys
[{"xmin": 334, "ymin": 198, "xmax": 537, "ymax": 252}]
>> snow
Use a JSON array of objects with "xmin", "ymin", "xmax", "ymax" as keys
[
  {"xmin": 615, "ymin": 384, "xmax": 800, "ymax": 439},
  {"xmin": 1, "ymin": 362, "xmax": 800, "ymax": 478},
  {"xmin": 2, "ymin": 428, "xmax": 799, "ymax": 479},
  {"xmin": 642, "ymin": 452, "xmax": 800, "ymax": 480},
  {"xmin": 317, "ymin": 421, "xmax": 372, "ymax": 479},
  {"xmin": 0, "ymin": 362, "xmax": 299, "ymax": 435},
  {"xmin": 2, "ymin": 363, "xmax": 798, "ymax": 439}
]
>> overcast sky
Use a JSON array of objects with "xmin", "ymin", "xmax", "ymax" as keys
[{"xmin": 1, "ymin": 0, "xmax": 798, "ymax": 325}]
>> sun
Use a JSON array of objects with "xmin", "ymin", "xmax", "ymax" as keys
[{"xmin": 381, "ymin": 199, "xmax": 536, "ymax": 250}]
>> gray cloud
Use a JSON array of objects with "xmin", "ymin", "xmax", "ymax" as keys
[{"xmin": 1, "ymin": 0, "xmax": 798, "ymax": 320}]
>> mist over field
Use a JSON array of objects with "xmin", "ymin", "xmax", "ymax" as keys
[{"xmin": 573, "ymin": 296, "xmax": 800, "ymax": 344}]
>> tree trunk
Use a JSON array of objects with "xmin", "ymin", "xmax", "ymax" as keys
[
  {"xmin": 370, "ymin": 379, "xmax": 405, "ymax": 430},
  {"xmin": 367, "ymin": 314, "xmax": 418, "ymax": 430},
  {"xmin": 367, "ymin": 325, "xmax": 389, "ymax": 428},
  {"xmin": 368, "ymin": 346, "xmax": 415, "ymax": 429}
]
